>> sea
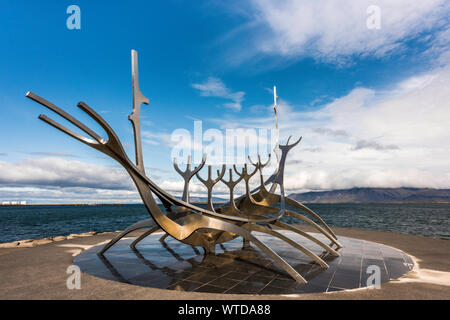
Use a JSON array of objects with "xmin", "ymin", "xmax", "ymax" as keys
[{"xmin": 0, "ymin": 203, "xmax": 449, "ymax": 243}]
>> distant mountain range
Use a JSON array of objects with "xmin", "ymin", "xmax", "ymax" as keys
[
  {"xmin": 288, "ymin": 188, "xmax": 450, "ymax": 203},
  {"xmin": 188, "ymin": 196, "xmax": 227, "ymax": 204}
]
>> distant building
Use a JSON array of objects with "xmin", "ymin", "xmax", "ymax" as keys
[{"xmin": 1, "ymin": 201, "xmax": 28, "ymax": 206}]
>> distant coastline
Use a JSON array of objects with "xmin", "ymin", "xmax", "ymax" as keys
[
  {"xmin": 0, "ymin": 202, "xmax": 229, "ymax": 207},
  {"xmin": 1, "ymin": 201, "xmax": 450, "ymax": 207},
  {"xmin": 0, "ymin": 203, "xmax": 125, "ymax": 207},
  {"xmin": 289, "ymin": 187, "xmax": 450, "ymax": 204},
  {"xmin": 2, "ymin": 187, "xmax": 450, "ymax": 205}
]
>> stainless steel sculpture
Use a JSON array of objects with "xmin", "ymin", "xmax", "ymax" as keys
[{"xmin": 26, "ymin": 50, "xmax": 342, "ymax": 284}]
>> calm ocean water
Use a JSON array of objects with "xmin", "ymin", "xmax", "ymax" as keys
[{"xmin": 0, "ymin": 203, "xmax": 449, "ymax": 243}]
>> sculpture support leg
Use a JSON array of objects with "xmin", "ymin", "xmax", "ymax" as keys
[
  {"xmin": 130, "ymin": 226, "xmax": 161, "ymax": 250},
  {"xmin": 286, "ymin": 197, "xmax": 338, "ymax": 240},
  {"xmin": 98, "ymin": 218, "xmax": 156, "ymax": 255},
  {"xmin": 273, "ymin": 221, "xmax": 340, "ymax": 256},
  {"xmin": 242, "ymin": 224, "xmax": 329, "ymax": 268},
  {"xmin": 242, "ymin": 238, "xmax": 251, "ymax": 249},
  {"xmin": 159, "ymin": 233, "xmax": 169, "ymax": 242},
  {"xmin": 202, "ymin": 218, "xmax": 308, "ymax": 283},
  {"xmin": 203, "ymin": 243, "xmax": 216, "ymax": 255},
  {"xmin": 286, "ymin": 210, "xmax": 343, "ymax": 248}
]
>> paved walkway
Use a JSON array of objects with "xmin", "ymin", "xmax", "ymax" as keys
[{"xmin": 0, "ymin": 227, "xmax": 448, "ymax": 299}]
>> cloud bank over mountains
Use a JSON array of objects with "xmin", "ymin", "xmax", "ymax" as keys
[{"xmin": 212, "ymin": 62, "xmax": 450, "ymax": 193}]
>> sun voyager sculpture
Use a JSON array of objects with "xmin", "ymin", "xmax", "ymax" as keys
[{"xmin": 26, "ymin": 50, "xmax": 342, "ymax": 284}]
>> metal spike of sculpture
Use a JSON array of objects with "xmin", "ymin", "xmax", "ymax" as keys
[
  {"xmin": 173, "ymin": 154, "xmax": 206, "ymax": 203},
  {"xmin": 26, "ymin": 50, "xmax": 342, "ymax": 284},
  {"xmin": 196, "ymin": 165, "xmax": 226, "ymax": 212}
]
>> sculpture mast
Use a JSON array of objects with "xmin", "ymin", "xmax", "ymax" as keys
[
  {"xmin": 273, "ymin": 86, "xmax": 280, "ymax": 165},
  {"xmin": 129, "ymin": 50, "xmax": 149, "ymax": 174}
]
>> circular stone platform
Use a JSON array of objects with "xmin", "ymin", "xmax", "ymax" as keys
[{"xmin": 74, "ymin": 231, "xmax": 415, "ymax": 294}]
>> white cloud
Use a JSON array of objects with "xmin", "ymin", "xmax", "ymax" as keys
[
  {"xmin": 312, "ymin": 127, "xmax": 350, "ymax": 138},
  {"xmin": 0, "ymin": 157, "xmax": 146, "ymax": 203},
  {"xmin": 142, "ymin": 131, "xmax": 176, "ymax": 147},
  {"xmin": 27, "ymin": 152, "xmax": 78, "ymax": 158},
  {"xmin": 352, "ymin": 140, "xmax": 399, "ymax": 151},
  {"xmin": 192, "ymin": 77, "xmax": 245, "ymax": 111},
  {"xmin": 0, "ymin": 157, "xmax": 241, "ymax": 203},
  {"xmin": 0, "ymin": 158, "xmax": 133, "ymax": 190},
  {"xmin": 0, "ymin": 186, "xmax": 140, "ymax": 204},
  {"xmin": 225, "ymin": 0, "xmax": 450, "ymax": 64},
  {"xmin": 208, "ymin": 63, "xmax": 450, "ymax": 192},
  {"xmin": 423, "ymin": 25, "xmax": 450, "ymax": 66}
]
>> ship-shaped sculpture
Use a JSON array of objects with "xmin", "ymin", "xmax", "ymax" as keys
[{"xmin": 26, "ymin": 50, "xmax": 342, "ymax": 283}]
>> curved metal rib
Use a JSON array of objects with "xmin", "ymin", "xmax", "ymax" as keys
[
  {"xmin": 218, "ymin": 168, "xmax": 244, "ymax": 215},
  {"xmin": 196, "ymin": 164, "xmax": 226, "ymax": 212},
  {"xmin": 246, "ymin": 138, "xmax": 338, "ymax": 241},
  {"xmin": 201, "ymin": 217, "xmax": 307, "ymax": 283},
  {"xmin": 273, "ymin": 221, "xmax": 339, "ymax": 256},
  {"xmin": 241, "ymin": 224, "xmax": 329, "ymax": 268},
  {"xmin": 130, "ymin": 226, "xmax": 161, "ymax": 250},
  {"xmin": 245, "ymin": 154, "xmax": 341, "ymax": 249},
  {"xmin": 173, "ymin": 154, "xmax": 207, "ymax": 203},
  {"xmin": 98, "ymin": 218, "xmax": 156, "ymax": 255},
  {"xmin": 286, "ymin": 210, "xmax": 342, "ymax": 248},
  {"xmin": 270, "ymin": 135, "xmax": 302, "ymax": 191},
  {"xmin": 285, "ymin": 198, "xmax": 338, "ymax": 240},
  {"xmin": 26, "ymin": 92, "xmax": 104, "ymax": 144},
  {"xmin": 233, "ymin": 163, "xmax": 258, "ymax": 204}
]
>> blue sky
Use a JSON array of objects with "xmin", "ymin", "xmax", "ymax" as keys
[{"xmin": 1, "ymin": 0, "xmax": 449, "ymax": 203}]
